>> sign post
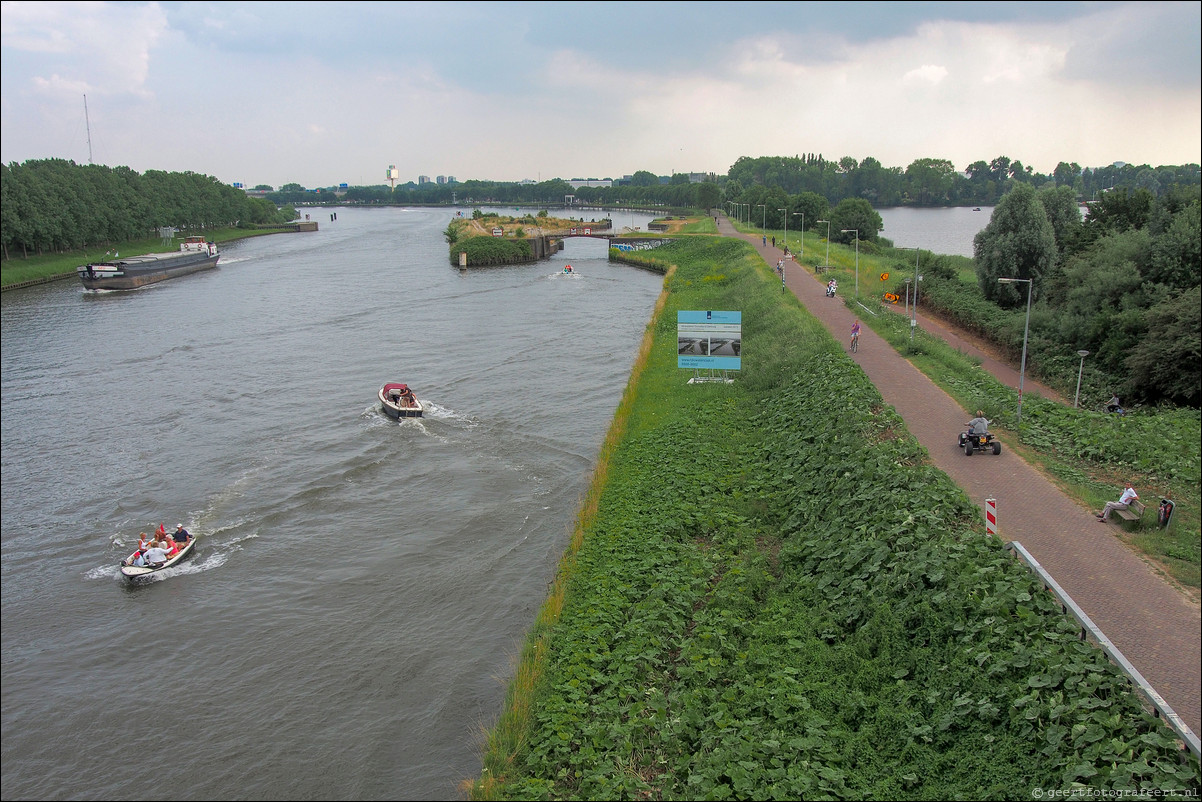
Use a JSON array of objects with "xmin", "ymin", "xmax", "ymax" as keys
[
  {"xmin": 678, "ymin": 311, "xmax": 741, "ymax": 383},
  {"xmin": 985, "ymin": 498, "xmax": 997, "ymax": 538}
]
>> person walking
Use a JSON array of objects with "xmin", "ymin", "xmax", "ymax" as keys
[{"xmin": 1098, "ymin": 482, "xmax": 1138, "ymax": 522}]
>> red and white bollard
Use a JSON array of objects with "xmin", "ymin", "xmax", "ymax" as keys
[{"xmin": 985, "ymin": 498, "xmax": 997, "ymax": 538}]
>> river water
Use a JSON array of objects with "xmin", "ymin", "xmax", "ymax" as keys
[
  {"xmin": 0, "ymin": 204, "xmax": 990, "ymax": 801},
  {"xmin": 0, "ymin": 207, "xmax": 665, "ymax": 801}
]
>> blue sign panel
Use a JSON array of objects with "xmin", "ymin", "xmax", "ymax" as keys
[{"xmin": 677, "ymin": 310, "xmax": 741, "ymax": 370}]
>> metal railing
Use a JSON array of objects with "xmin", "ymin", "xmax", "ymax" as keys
[{"xmin": 1007, "ymin": 541, "xmax": 1200, "ymax": 759}]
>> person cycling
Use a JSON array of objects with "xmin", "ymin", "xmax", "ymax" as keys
[{"xmin": 850, "ymin": 320, "xmax": 861, "ymax": 350}]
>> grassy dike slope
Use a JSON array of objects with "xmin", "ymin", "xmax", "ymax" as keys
[{"xmin": 469, "ymin": 236, "xmax": 1198, "ymax": 800}]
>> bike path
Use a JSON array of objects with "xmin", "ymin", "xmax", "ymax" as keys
[{"xmin": 720, "ymin": 217, "xmax": 1201, "ymax": 735}]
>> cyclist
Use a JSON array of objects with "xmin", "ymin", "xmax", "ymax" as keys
[{"xmin": 850, "ymin": 319, "xmax": 861, "ymax": 351}]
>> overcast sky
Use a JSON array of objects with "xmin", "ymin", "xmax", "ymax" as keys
[{"xmin": 2, "ymin": 1, "xmax": 1199, "ymax": 189}]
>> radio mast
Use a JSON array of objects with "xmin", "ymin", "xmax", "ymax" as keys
[{"xmin": 84, "ymin": 94, "xmax": 93, "ymax": 163}]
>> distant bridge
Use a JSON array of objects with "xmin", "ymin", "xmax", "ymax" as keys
[{"xmin": 530, "ymin": 228, "xmax": 675, "ymax": 257}]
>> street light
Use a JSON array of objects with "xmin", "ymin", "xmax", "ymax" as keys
[
  {"xmin": 1074, "ymin": 350, "xmax": 1090, "ymax": 408},
  {"xmin": 998, "ymin": 277, "xmax": 1033, "ymax": 429},
  {"xmin": 911, "ymin": 248, "xmax": 921, "ymax": 341},
  {"xmin": 841, "ymin": 229, "xmax": 858, "ymax": 298},
  {"xmin": 778, "ymin": 208, "xmax": 787, "ymax": 253},
  {"xmin": 792, "ymin": 212, "xmax": 804, "ymax": 260},
  {"xmin": 816, "ymin": 219, "xmax": 831, "ymax": 269},
  {"xmin": 757, "ymin": 204, "xmax": 765, "ymax": 238}
]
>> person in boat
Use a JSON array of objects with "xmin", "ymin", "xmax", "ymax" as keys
[
  {"xmin": 143, "ymin": 542, "xmax": 170, "ymax": 568},
  {"xmin": 162, "ymin": 534, "xmax": 179, "ymax": 557},
  {"xmin": 174, "ymin": 524, "xmax": 192, "ymax": 545},
  {"xmin": 400, "ymin": 387, "xmax": 417, "ymax": 407},
  {"xmin": 124, "ymin": 533, "xmax": 151, "ymax": 566}
]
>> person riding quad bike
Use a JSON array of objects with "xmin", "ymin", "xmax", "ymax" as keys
[{"xmin": 958, "ymin": 410, "xmax": 1001, "ymax": 456}]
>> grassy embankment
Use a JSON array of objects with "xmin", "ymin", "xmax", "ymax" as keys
[
  {"xmin": 468, "ymin": 235, "xmax": 1198, "ymax": 799},
  {"xmin": 0, "ymin": 227, "xmax": 289, "ymax": 289},
  {"xmin": 742, "ymin": 221, "xmax": 1200, "ymax": 592}
]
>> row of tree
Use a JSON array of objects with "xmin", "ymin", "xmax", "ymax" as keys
[
  {"xmin": 1, "ymin": 159, "xmax": 296, "ymax": 260},
  {"xmin": 725, "ymin": 155, "xmax": 1200, "ymax": 207},
  {"xmin": 256, "ymin": 156, "xmax": 1199, "ymax": 214},
  {"xmin": 946, "ymin": 183, "xmax": 1199, "ymax": 406}
]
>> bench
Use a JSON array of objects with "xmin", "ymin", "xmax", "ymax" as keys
[{"xmin": 1114, "ymin": 499, "xmax": 1145, "ymax": 522}]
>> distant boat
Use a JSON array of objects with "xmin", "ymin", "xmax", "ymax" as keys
[
  {"xmin": 379, "ymin": 383, "xmax": 423, "ymax": 418},
  {"xmin": 973, "ymin": 207, "xmax": 982, "ymax": 211},
  {"xmin": 79, "ymin": 236, "xmax": 218, "ymax": 290},
  {"xmin": 119, "ymin": 535, "xmax": 197, "ymax": 580}
]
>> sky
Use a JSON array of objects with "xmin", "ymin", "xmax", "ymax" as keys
[{"xmin": 2, "ymin": 1, "xmax": 1199, "ymax": 190}]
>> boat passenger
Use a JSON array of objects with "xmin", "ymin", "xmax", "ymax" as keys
[
  {"xmin": 175, "ymin": 524, "xmax": 192, "ymax": 545},
  {"xmin": 400, "ymin": 388, "xmax": 417, "ymax": 407},
  {"xmin": 162, "ymin": 535, "xmax": 179, "ymax": 557},
  {"xmin": 143, "ymin": 544, "xmax": 169, "ymax": 567}
]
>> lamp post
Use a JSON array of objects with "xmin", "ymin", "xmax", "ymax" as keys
[
  {"xmin": 1074, "ymin": 350, "xmax": 1090, "ymax": 408},
  {"xmin": 998, "ymin": 277, "xmax": 1033, "ymax": 429},
  {"xmin": 792, "ymin": 212, "xmax": 804, "ymax": 260},
  {"xmin": 841, "ymin": 229, "xmax": 858, "ymax": 298},
  {"xmin": 778, "ymin": 208, "xmax": 787, "ymax": 253},
  {"xmin": 816, "ymin": 219, "xmax": 831, "ymax": 269},
  {"xmin": 910, "ymin": 247, "xmax": 921, "ymax": 341},
  {"xmin": 757, "ymin": 204, "xmax": 765, "ymax": 238}
]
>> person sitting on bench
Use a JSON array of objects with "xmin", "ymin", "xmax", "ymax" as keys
[{"xmin": 1098, "ymin": 482, "xmax": 1138, "ymax": 522}]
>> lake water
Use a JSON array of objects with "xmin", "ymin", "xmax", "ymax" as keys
[
  {"xmin": 876, "ymin": 205, "xmax": 993, "ymax": 258},
  {"xmin": 0, "ymin": 204, "xmax": 987, "ymax": 800}
]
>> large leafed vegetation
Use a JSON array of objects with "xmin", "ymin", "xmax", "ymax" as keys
[{"xmin": 470, "ymin": 236, "xmax": 1198, "ymax": 800}]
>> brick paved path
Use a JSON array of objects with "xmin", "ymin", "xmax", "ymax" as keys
[{"xmin": 720, "ymin": 217, "xmax": 1201, "ymax": 734}]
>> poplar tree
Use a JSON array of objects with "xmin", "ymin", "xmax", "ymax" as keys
[{"xmin": 972, "ymin": 182, "xmax": 1057, "ymax": 306}]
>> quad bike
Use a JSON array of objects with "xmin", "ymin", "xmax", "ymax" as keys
[{"xmin": 959, "ymin": 426, "xmax": 1001, "ymax": 456}]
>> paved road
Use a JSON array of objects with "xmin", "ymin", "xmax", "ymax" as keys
[{"xmin": 722, "ymin": 217, "xmax": 1201, "ymax": 736}]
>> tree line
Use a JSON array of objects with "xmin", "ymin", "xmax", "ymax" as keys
[
  {"xmin": 930, "ymin": 183, "xmax": 1200, "ymax": 407},
  {"xmin": 1, "ymin": 159, "xmax": 296, "ymax": 260},
  {"xmin": 257, "ymin": 155, "xmax": 1199, "ymax": 223}
]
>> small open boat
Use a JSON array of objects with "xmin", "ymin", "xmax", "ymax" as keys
[
  {"xmin": 380, "ymin": 383, "xmax": 423, "ymax": 418},
  {"xmin": 120, "ymin": 536, "xmax": 197, "ymax": 580}
]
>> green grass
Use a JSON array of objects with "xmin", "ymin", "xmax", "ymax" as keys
[
  {"xmin": 731, "ymin": 219, "xmax": 1201, "ymax": 590},
  {"xmin": 1, "ymin": 227, "xmax": 288, "ymax": 288},
  {"xmin": 469, "ymin": 235, "xmax": 1199, "ymax": 800}
]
